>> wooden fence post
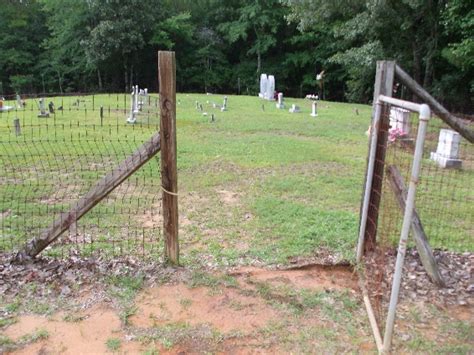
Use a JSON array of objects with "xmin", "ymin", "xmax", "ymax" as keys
[
  {"xmin": 158, "ymin": 51, "xmax": 179, "ymax": 265},
  {"xmin": 360, "ymin": 61, "xmax": 395, "ymax": 254},
  {"xmin": 13, "ymin": 118, "xmax": 21, "ymax": 136}
]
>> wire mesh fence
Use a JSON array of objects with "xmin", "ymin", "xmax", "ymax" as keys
[
  {"xmin": 364, "ymin": 102, "xmax": 473, "ymax": 333},
  {"xmin": 0, "ymin": 92, "xmax": 164, "ymax": 259}
]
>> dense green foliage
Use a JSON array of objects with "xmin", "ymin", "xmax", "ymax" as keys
[{"xmin": 0, "ymin": 0, "xmax": 472, "ymax": 111}]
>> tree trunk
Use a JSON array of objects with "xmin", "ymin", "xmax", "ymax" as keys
[
  {"xmin": 124, "ymin": 60, "xmax": 129, "ymax": 92},
  {"xmin": 411, "ymin": 42, "xmax": 422, "ymax": 102},
  {"xmin": 57, "ymin": 70, "xmax": 63, "ymax": 94},
  {"xmin": 423, "ymin": 0, "xmax": 439, "ymax": 89},
  {"xmin": 257, "ymin": 50, "xmax": 261, "ymax": 74},
  {"xmin": 97, "ymin": 69, "xmax": 103, "ymax": 91}
]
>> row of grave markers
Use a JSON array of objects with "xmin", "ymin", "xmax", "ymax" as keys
[
  {"xmin": 4, "ymin": 86, "xmax": 462, "ymax": 170},
  {"xmin": 193, "ymin": 95, "xmax": 229, "ymax": 122},
  {"xmin": 259, "ymin": 71, "xmax": 460, "ymax": 169},
  {"xmin": 259, "ymin": 72, "xmax": 461, "ymax": 169},
  {"xmin": 259, "ymin": 73, "xmax": 319, "ymax": 116}
]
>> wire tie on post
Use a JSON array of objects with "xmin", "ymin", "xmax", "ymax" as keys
[{"xmin": 161, "ymin": 185, "xmax": 178, "ymax": 196}]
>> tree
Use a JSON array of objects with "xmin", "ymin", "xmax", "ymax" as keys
[
  {"xmin": 0, "ymin": 0, "xmax": 48, "ymax": 93},
  {"xmin": 218, "ymin": 0, "xmax": 286, "ymax": 76},
  {"xmin": 81, "ymin": 0, "xmax": 160, "ymax": 91},
  {"xmin": 39, "ymin": 0, "xmax": 97, "ymax": 92}
]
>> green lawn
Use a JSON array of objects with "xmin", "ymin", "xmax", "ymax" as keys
[{"xmin": 0, "ymin": 93, "xmax": 472, "ymax": 264}]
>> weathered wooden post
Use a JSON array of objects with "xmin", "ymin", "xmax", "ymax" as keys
[
  {"xmin": 358, "ymin": 61, "xmax": 395, "ymax": 257},
  {"xmin": 159, "ymin": 51, "xmax": 179, "ymax": 265},
  {"xmin": 13, "ymin": 118, "xmax": 21, "ymax": 136}
]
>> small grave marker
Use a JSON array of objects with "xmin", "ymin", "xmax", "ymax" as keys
[
  {"xmin": 289, "ymin": 104, "xmax": 300, "ymax": 113},
  {"xmin": 276, "ymin": 92, "xmax": 285, "ymax": 109},
  {"xmin": 16, "ymin": 95, "xmax": 23, "ymax": 109},
  {"xmin": 310, "ymin": 101, "xmax": 318, "ymax": 117},
  {"xmin": 127, "ymin": 87, "xmax": 137, "ymax": 123},
  {"xmin": 430, "ymin": 129, "xmax": 462, "ymax": 168},
  {"xmin": 133, "ymin": 85, "xmax": 139, "ymax": 114},
  {"xmin": 37, "ymin": 98, "xmax": 49, "ymax": 118},
  {"xmin": 221, "ymin": 96, "xmax": 227, "ymax": 111}
]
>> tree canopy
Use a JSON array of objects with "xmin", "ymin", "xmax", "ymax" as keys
[{"xmin": 0, "ymin": 0, "xmax": 472, "ymax": 112}]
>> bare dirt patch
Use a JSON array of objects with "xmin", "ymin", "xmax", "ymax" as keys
[
  {"xmin": 217, "ymin": 189, "xmax": 240, "ymax": 205},
  {"xmin": 131, "ymin": 284, "xmax": 277, "ymax": 333},
  {"xmin": 231, "ymin": 264, "xmax": 358, "ymax": 291},
  {"xmin": 3, "ymin": 305, "xmax": 135, "ymax": 354},
  {"xmin": 1, "ymin": 255, "xmax": 472, "ymax": 354}
]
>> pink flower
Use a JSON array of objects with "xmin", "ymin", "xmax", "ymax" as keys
[{"xmin": 388, "ymin": 128, "xmax": 407, "ymax": 142}]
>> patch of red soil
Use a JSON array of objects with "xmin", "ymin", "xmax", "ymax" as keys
[
  {"xmin": 4, "ymin": 305, "xmax": 142, "ymax": 354},
  {"xmin": 232, "ymin": 265, "xmax": 358, "ymax": 291},
  {"xmin": 131, "ymin": 284, "xmax": 277, "ymax": 333}
]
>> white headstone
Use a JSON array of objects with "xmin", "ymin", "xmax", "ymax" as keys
[
  {"xmin": 430, "ymin": 129, "xmax": 462, "ymax": 168},
  {"xmin": 259, "ymin": 74, "xmax": 268, "ymax": 98},
  {"xmin": 138, "ymin": 89, "xmax": 143, "ymax": 109},
  {"xmin": 276, "ymin": 92, "xmax": 284, "ymax": 109},
  {"xmin": 133, "ymin": 85, "xmax": 140, "ymax": 113},
  {"xmin": 37, "ymin": 98, "xmax": 49, "ymax": 117},
  {"xmin": 16, "ymin": 95, "xmax": 22, "ymax": 109},
  {"xmin": 310, "ymin": 101, "xmax": 318, "ymax": 117},
  {"xmin": 127, "ymin": 88, "xmax": 137, "ymax": 123},
  {"xmin": 266, "ymin": 75, "xmax": 275, "ymax": 101},
  {"xmin": 221, "ymin": 96, "xmax": 227, "ymax": 112},
  {"xmin": 389, "ymin": 107, "xmax": 410, "ymax": 134},
  {"xmin": 289, "ymin": 104, "xmax": 300, "ymax": 113}
]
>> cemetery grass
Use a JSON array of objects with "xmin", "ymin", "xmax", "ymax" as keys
[
  {"xmin": 1, "ymin": 93, "xmax": 371, "ymax": 263},
  {"xmin": 1, "ymin": 94, "xmax": 473, "ymax": 354},
  {"xmin": 1, "ymin": 93, "xmax": 473, "ymax": 263}
]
